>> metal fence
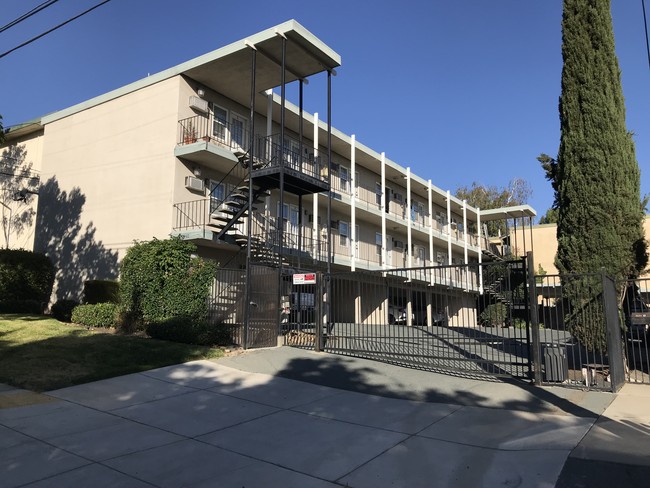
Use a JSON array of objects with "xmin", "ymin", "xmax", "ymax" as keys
[
  {"xmin": 532, "ymin": 273, "xmax": 625, "ymax": 390},
  {"xmin": 209, "ymin": 256, "xmax": 642, "ymax": 391},
  {"xmin": 621, "ymin": 277, "xmax": 650, "ymax": 384},
  {"xmin": 284, "ymin": 260, "xmax": 533, "ymax": 381}
]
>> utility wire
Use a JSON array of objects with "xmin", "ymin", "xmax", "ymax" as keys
[
  {"xmin": 0, "ymin": 0, "xmax": 112, "ymax": 60},
  {"xmin": 0, "ymin": 0, "xmax": 61, "ymax": 34},
  {"xmin": 643, "ymin": 0, "xmax": 650, "ymax": 71}
]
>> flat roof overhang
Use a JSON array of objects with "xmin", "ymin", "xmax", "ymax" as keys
[
  {"xmin": 480, "ymin": 205, "xmax": 537, "ymax": 222},
  {"xmin": 41, "ymin": 20, "xmax": 340, "ymax": 126},
  {"xmin": 182, "ymin": 20, "xmax": 341, "ymax": 108}
]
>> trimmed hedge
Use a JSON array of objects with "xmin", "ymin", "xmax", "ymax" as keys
[
  {"xmin": 145, "ymin": 316, "xmax": 231, "ymax": 346},
  {"xmin": 119, "ymin": 238, "xmax": 216, "ymax": 325},
  {"xmin": 71, "ymin": 303, "xmax": 119, "ymax": 328},
  {"xmin": 83, "ymin": 280, "xmax": 119, "ymax": 304},
  {"xmin": 51, "ymin": 299, "xmax": 79, "ymax": 323},
  {"xmin": 0, "ymin": 249, "xmax": 54, "ymax": 304}
]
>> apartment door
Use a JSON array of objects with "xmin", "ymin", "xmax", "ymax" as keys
[
  {"xmin": 279, "ymin": 203, "xmax": 299, "ymax": 248},
  {"xmin": 230, "ymin": 112, "xmax": 247, "ymax": 150},
  {"xmin": 354, "ymin": 224, "xmax": 360, "ymax": 258},
  {"xmin": 386, "ymin": 234, "xmax": 393, "ymax": 266}
]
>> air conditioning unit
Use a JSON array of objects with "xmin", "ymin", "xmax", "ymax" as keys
[
  {"xmin": 330, "ymin": 220, "xmax": 339, "ymax": 230},
  {"xmin": 393, "ymin": 240, "xmax": 404, "ymax": 249},
  {"xmin": 189, "ymin": 96, "xmax": 208, "ymax": 114},
  {"xmin": 185, "ymin": 176, "xmax": 205, "ymax": 192}
]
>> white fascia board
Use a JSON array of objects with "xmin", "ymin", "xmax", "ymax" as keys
[{"xmin": 480, "ymin": 204, "xmax": 537, "ymax": 221}]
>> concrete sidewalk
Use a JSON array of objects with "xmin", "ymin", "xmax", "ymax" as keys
[{"xmin": 0, "ymin": 347, "xmax": 648, "ymax": 487}]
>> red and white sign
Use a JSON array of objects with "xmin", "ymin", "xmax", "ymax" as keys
[{"xmin": 293, "ymin": 273, "xmax": 316, "ymax": 285}]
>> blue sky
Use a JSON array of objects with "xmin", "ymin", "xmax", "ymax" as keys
[{"xmin": 1, "ymin": 1, "xmax": 649, "ymax": 219}]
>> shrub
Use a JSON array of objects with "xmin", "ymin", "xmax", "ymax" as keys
[
  {"xmin": 480, "ymin": 303, "xmax": 508, "ymax": 327},
  {"xmin": 83, "ymin": 280, "xmax": 119, "ymax": 304},
  {"xmin": 0, "ymin": 249, "xmax": 54, "ymax": 305},
  {"xmin": 71, "ymin": 303, "xmax": 119, "ymax": 328},
  {"xmin": 0, "ymin": 299, "xmax": 44, "ymax": 314},
  {"xmin": 119, "ymin": 237, "xmax": 216, "ymax": 324},
  {"xmin": 146, "ymin": 316, "xmax": 231, "ymax": 346},
  {"xmin": 51, "ymin": 299, "xmax": 79, "ymax": 323}
]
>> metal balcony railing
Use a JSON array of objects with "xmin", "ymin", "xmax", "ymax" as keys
[{"xmin": 178, "ymin": 115, "xmax": 250, "ymax": 152}]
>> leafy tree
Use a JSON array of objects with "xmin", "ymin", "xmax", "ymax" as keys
[
  {"xmin": 455, "ymin": 178, "xmax": 531, "ymax": 236},
  {"xmin": 0, "ymin": 145, "xmax": 40, "ymax": 248},
  {"xmin": 538, "ymin": 208, "xmax": 558, "ymax": 225},
  {"xmin": 556, "ymin": 0, "xmax": 647, "ymax": 350},
  {"xmin": 536, "ymin": 153, "xmax": 560, "ymax": 224},
  {"xmin": 0, "ymin": 115, "xmax": 4, "ymax": 145}
]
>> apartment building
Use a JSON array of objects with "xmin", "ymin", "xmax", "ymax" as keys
[{"xmin": 2, "ymin": 20, "xmax": 535, "ymax": 330}]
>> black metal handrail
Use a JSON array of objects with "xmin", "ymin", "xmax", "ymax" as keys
[
  {"xmin": 178, "ymin": 115, "xmax": 250, "ymax": 152},
  {"xmin": 256, "ymin": 134, "xmax": 324, "ymax": 182}
]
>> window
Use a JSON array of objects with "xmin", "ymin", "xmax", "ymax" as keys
[
  {"xmin": 210, "ymin": 181, "xmax": 226, "ymax": 203},
  {"xmin": 375, "ymin": 183, "xmax": 382, "ymax": 206},
  {"xmin": 210, "ymin": 104, "xmax": 227, "ymax": 142},
  {"xmin": 411, "ymin": 202, "xmax": 424, "ymax": 223},
  {"xmin": 339, "ymin": 221, "xmax": 349, "ymax": 247},
  {"xmin": 376, "ymin": 232, "xmax": 382, "ymax": 256},
  {"xmin": 339, "ymin": 166, "xmax": 350, "ymax": 193}
]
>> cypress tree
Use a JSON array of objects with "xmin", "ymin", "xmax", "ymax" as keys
[{"xmin": 556, "ymin": 0, "xmax": 646, "ymax": 350}]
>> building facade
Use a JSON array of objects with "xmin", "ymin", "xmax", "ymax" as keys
[{"xmin": 2, "ymin": 20, "xmax": 535, "ymax": 329}]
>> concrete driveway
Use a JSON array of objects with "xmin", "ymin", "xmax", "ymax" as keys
[{"xmin": 1, "ymin": 347, "xmax": 648, "ymax": 487}]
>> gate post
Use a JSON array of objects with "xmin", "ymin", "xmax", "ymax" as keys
[
  {"xmin": 526, "ymin": 251, "xmax": 543, "ymax": 385},
  {"xmin": 602, "ymin": 272, "xmax": 625, "ymax": 392},
  {"xmin": 315, "ymin": 272, "xmax": 324, "ymax": 352}
]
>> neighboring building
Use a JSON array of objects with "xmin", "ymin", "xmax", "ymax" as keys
[
  {"xmin": 512, "ymin": 216, "xmax": 650, "ymax": 277},
  {"xmin": 1, "ymin": 20, "xmax": 535, "ymax": 328}
]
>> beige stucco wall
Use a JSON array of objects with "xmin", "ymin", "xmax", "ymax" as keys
[
  {"xmin": 33, "ymin": 76, "xmax": 185, "ymax": 299},
  {"xmin": 39, "ymin": 76, "xmax": 182, "ymax": 258},
  {"xmin": 2, "ymin": 130, "xmax": 45, "ymax": 250}
]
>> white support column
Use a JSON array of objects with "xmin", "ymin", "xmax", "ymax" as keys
[
  {"xmin": 351, "ymin": 134, "xmax": 357, "ymax": 272},
  {"xmin": 428, "ymin": 180, "xmax": 434, "ymax": 286},
  {"xmin": 313, "ymin": 113, "xmax": 319, "ymax": 259},
  {"xmin": 478, "ymin": 207, "xmax": 483, "ymax": 294},
  {"xmin": 463, "ymin": 199, "xmax": 469, "ymax": 291},
  {"xmin": 407, "ymin": 167, "xmax": 412, "ymax": 273},
  {"xmin": 265, "ymin": 90, "xmax": 273, "ymax": 221},
  {"xmin": 446, "ymin": 190, "xmax": 452, "ymax": 265},
  {"xmin": 381, "ymin": 152, "xmax": 387, "ymax": 271},
  {"xmin": 463, "ymin": 200, "xmax": 469, "ymax": 264},
  {"xmin": 406, "ymin": 166, "xmax": 412, "ymax": 326}
]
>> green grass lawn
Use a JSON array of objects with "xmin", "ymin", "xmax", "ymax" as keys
[{"xmin": 0, "ymin": 314, "xmax": 224, "ymax": 392}]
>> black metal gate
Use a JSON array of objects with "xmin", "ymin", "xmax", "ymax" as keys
[
  {"xmin": 245, "ymin": 264, "xmax": 281, "ymax": 348},
  {"xmin": 295, "ymin": 259, "xmax": 534, "ymax": 380}
]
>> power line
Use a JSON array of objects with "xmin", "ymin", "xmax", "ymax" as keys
[
  {"xmin": 643, "ymin": 0, "xmax": 650, "ymax": 71},
  {"xmin": 0, "ymin": 0, "xmax": 113, "ymax": 60},
  {"xmin": 0, "ymin": 0, "xmax": 61, "ymax": 34}
]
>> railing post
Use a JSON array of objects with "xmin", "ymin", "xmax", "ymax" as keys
[
  {"xmin": 526, "ymin": 251, "xmax": 543, "ymax": 385},
  {"xmin": 602, "ymin": 272, "xmax": 625, "ymax": 392}
]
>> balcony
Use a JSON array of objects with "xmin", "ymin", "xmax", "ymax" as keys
[
  {"xmin": 252, "ymin": 135, "xmax": 330, "ymax": 196},
  {"xmin": 175, "ymin": 115, "xmax": 249, "ymax": 169}
]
